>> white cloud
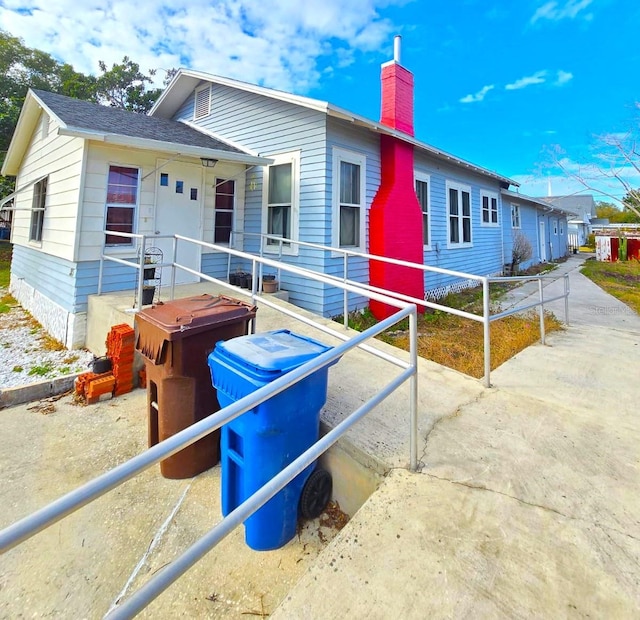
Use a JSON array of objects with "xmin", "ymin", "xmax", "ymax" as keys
[
  {"xmin": 459, "ymin": 84, "xmax": 494, "ymax": 104},
  {"xmin": 0, "ymin": 0, "xmax": 401, "ymax": 92},
  {"xmin": 555, "ymin": 70, "xmax": 573, "ymax": 85},
  {"xmin": 505, "ymin": 71, "xmax": 547, "ymax": 90},
  {"xmin": 530, "ymin": 0, "xmax": 593, "ymax": 24}
]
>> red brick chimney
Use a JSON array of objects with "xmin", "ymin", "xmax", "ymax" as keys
[{"xmin": 369, "ymin": 36, "xmax": 424, "ymax": 319}]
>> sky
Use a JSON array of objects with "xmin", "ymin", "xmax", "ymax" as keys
[{"xmin": 2, "ymin": 0, "xmax": 639, "ymax": 204}]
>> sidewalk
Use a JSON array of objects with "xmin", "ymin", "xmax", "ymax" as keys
[{"xmin": 273, "ymin": 254, "xmax": 640, "ymax": 618}]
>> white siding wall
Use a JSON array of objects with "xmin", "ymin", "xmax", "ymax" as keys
[{"xmin": 11, "ymin": 112, "xmax": 84, "ymax": 262}]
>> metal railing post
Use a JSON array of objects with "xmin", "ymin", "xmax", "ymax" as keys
[
  {"xmin": 170, "ymin": 236, "xmax": 178, "ymax": 300},
  {"xmin": 343, "ymin": 253, "xmax": 349, "ymax": 329},
  {"xmin": 564, "ymin": 274, "xmax": 570, "ymax": 325},
  {"xmin": 482, "ymin": 277, "xmax": 491, "ymax": 388},
  {"xmin": 538, "ymin": 278, "xmax": 546, "ymax": 345},
  {"xmin": 136, "ymin": 236, "xmax": 146, "ymax": 310},
  {"xmin": 409, "ymin": 308, "xmax": 419, "ymax": 471},
  {"xmin": 98, "ymin": 254, "xmax": 105, "ymax": 296}
]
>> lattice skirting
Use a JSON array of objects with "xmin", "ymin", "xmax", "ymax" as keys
[{"xmin": 424, "ymin": 271, "xmax": 502, "ymax": 301}]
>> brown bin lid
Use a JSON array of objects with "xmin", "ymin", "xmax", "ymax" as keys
[{"xmin": 135, "ymin": 294, "xmax": 257, "ymax": 364}]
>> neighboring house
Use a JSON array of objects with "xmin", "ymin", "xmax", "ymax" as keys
[
  {"xmin": 1, "ymin": 39, "xmax": 571, "ymax": 349},
  {"xmin": 539, "ymin": 194, "xmax": 595, "ymax": 250}
]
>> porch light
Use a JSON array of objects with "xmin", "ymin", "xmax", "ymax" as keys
[{"xmin": 200, "ymin": 157, "xmax": 218, "ymax": 168}]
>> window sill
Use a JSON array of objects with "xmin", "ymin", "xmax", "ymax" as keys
[{"xmin": 446, "ymin": 242, "xmax": 474, "ymax": 249}]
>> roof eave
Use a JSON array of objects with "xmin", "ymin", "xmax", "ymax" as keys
[
  {"xmin": 326, "ymin": 105, "xmax": 517, "ymax": 188},
  {"xmin": 57, "ymin": 127, "xmax": 273, "ymax": 166}
]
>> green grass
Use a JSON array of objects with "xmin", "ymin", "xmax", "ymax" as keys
[
  {"xmin": 0, "ymin": 241, "xmax": 11, "ymax": 288},
  {"xmin": 580, "ymin": 258, "xmax": 640, "ymax": 314}
]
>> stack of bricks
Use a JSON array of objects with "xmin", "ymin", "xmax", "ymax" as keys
[
  {"xmin": 75, "ymin": 371, "xmax": 115, "ymax": 404},
  {"xmin": 106, "ymin": 324, "xmax": 135, "ymax": 396}
]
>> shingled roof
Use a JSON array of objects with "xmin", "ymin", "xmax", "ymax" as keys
[{"xmin": 32, "ymin": 89, "xmax": 246, "ymax": 154}]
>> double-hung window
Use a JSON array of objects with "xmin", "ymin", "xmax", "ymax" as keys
[
  {"xmin": 105, "ymin": 165, "xmax": 139, "ymax": 245},
  {"xmin": 480, "ymin": 190, "xmax": 499, "ymax": 226},
  {"xmin": 447, "ymin": 181, "xmax": 472, "ymax": 247},
  {"xmin": 263, "ymin": 151, "xmax": 299, "ymax": 253},
  {"xmin": 333, "ymin": 148, "xmax": 366, "ymax": 250},
  {"xmin": 214, "ymin": 179, "xmax": 235, "ymax": 244},
  {"xmin": 511, "ymin": 204, "xmax": 521, "ymax": 229},
  {"xmin": 30, "ymin": 177, "xmax": 47, "ymax": 242},
  {"xmin": 415, "ymin": 174, "xmax": 430, "ymax": 247}
]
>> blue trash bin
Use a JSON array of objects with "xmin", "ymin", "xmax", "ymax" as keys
[{"xmin": 208, "ymin": 329, "xmax": 337, "ymax": 550}]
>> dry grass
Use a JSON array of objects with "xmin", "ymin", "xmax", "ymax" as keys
[
  {"xmin": 580, "ymin": 258, "xmax": 640, "ymax": 314},
  {"xmin": 387, "ymin": 310, "xmax": 563, "ymax": 378},
  {"xmin": 337, "ymin": 281, "xmax": 564, "ymax": 379}
]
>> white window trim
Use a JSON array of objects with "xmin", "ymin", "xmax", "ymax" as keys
[
  {"xmin": 552, "ymin": 219, "xmax": 558, "ymax": 235},
  {"xmin": 415, "ymin": 172, "xmax": 431, "ymax": 250},
  {"xmin": 332, "ymin": 147, "xmax": 367, "ymax": 253},
  {"xmin": 261, "ymin": 150, "xmax": 300, "ymax": 256},
  {"xmin": 446, "ymin": 180, "xmax": 473, "ymax": 249},
  {"xmin": 480, "ymin": 190, "xmax": 499, "ymax": 227},
  {"xmin": 559, "ymin": 220, "xmax": 564, "ymax": 235},
  {"xmin": 194, "ymin": 85, "xmax": 211, "ymax": 120},
  {"xmin": 511, "ymin": 204, "xmax": 521, "ymax": 229},
  {"xmin": 104, "ymin": 164, "xmax": 141, "ymax": 251}
]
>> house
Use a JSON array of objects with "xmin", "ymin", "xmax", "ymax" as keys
[
  {"xmin": 502, "ymin": 191, "xmax": 573, "ymax": 267},
  {"xmin": 1, "ymin": 37, "xmax": 571, "ymax": 349},
  {"xmin": 539, "ymin": 194, "xmax": 595, "ymax": 250}
]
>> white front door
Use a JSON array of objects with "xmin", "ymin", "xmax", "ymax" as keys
[
  {"xmin": 539, "ymin": 220, "xmax": 547, "ymax": 262},
  {"xmin": 154, "ymin": 161, "xmax": 203, "ymax": 285}
]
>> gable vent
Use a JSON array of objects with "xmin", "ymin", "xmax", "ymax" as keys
[{"xmin": 194, "ymin": 86, "xmax": 211, "ymax": 120}]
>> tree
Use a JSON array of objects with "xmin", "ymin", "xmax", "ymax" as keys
[
  {"xmin": 595, "ymin": 201, "xmax": 640, "ymax": 223},
  {"xmin": 95, "ymin": 57, "xmax": 164, "ymax": 114},
  {"xmin": 552, "ymin": 102, "xmax": 640, "ymax": 219},
  {"xmin": 0, "ymin": 31, "xmax": 171, "ymax": 199}
]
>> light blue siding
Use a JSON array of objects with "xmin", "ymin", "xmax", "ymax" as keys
[
  {"xmin": 502, "ymin": 202, "xmax": 539, "ymax": 270},
  {"xmin": 11, "ymin": 245, "xmax": 137, "ymax": 313},
  {"xmin": 414, "ymin": 154, "xmax": 505, "ymax": 296}
]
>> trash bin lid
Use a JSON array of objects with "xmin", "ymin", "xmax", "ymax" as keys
[
  {"xmin": 136, "ymin": 294, "xmax": 257, "ymax": 339},
  {"xmin": 215, "ymin": 329, "xmax": 332, "ymax": 377}
]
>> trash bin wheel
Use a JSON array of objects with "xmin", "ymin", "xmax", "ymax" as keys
[{"xmin": 299, "ymin": 468, "xmax": 332, "ymax": 519}]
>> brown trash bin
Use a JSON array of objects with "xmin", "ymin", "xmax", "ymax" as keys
[{"xmin": 135, "ymin": 294, "xmax": 257, "ymax": 479}]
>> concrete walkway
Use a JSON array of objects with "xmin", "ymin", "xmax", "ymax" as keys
[
  {"xmin": 273, "ymin": 254, "xmax": 640, "ymax": 618},
  {"xmin": 1, "ymin": 254, "xmax": 639, "ymax": 618}
]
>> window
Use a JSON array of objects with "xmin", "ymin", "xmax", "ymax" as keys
[
  {"xmin": 214, "ymin": 179, "xmax": 235, "ymax": 244},
  {"xmin": 30, "ymin": 177, "xmax": 47, "ymax": 242},
  {"xmin": 481, "ymin": 190, "xmax": 499, "ymax": 226},
  {"xmin": 262, "ymin": 151, "xmax": 300, "ymax": 253},
  {"xmin": 446, "ymin": 182, "xmax": 472, "ymax": 247},
  {"xmin": 559, "ymin": 220, "xmax": 564, "ymax": 235},
  {"xmin": 194, "ymin": 85, "xmax": 211, "ymax": 120},
  {"xmin": 332, "ymin": 148, "xmax": 366, "ymax": 250},
  {"xmin": 105, "ymin": 165, "xmax": 139, "ymax": 245},
  {"xmin": 160, "ymin": 173, "xmax": 168, "ymax": 187},
  {"xmin": 511, "ymin": 204, "xmax": 521, "ymax": 229},
  {"xmin": 553, "ymin": 219, "xmax": 558, "ymax": 235},
  {"xmin": 415, "ymin": 175, "xmax": 430, "ymax": 247}
]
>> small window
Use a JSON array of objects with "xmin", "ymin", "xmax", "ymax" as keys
[
  {"xmin": 176, "ymin": 180, "xmax": 183, "ymax": 194},
  {"xmin": 267, "ymin": 163, "xmax": 292, "ymax": 245},
  {"xmin": 194, "ymin": 86, "xmax": 211, "ymax": 120},
  {"xmin": 214, "ymin": 179, "xmax": 235, "ymax": 243},
  {"xmin": 105, "ymin": 166, "xmax": 139, "ymax": 245},
  {"xmin": 332, "ymin": 148, "xmax": 366, "ymax": 250},
  {"xmin": 553, "ymin": 219, "xmax": 558, "ymax": 235},
  {"xmin": 511, "ymin": 204, "xmax": 521, "ymax": 229},
  {"xmin": 447, "ymin": 182, "xmax": 472, "ymax": 246},
  {"xmin": 190, "ymin": 188, "xmax": 198, "ymax": 200},
  {"xmin": 30, "ymin": 177, "xmax": 47, "ymax": 242},
  {"xmin": 160, "ymin": 173, "xmax": 168, "ymax": 186},
  {"xmin": 481, "ymin": 191, "xmax": 499, "ymax": 226},
  {"xmin": 415, "ymin": 177, "xmax": 430, "ymax": 246},
  {"xmin": 560, "ymin": 220, "xmax": 564, "ymax": 235}
]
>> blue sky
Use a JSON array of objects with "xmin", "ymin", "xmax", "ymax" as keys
[{"xmin": 2, "ymin": 0, "xmax": 638, "ymax": 202}]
